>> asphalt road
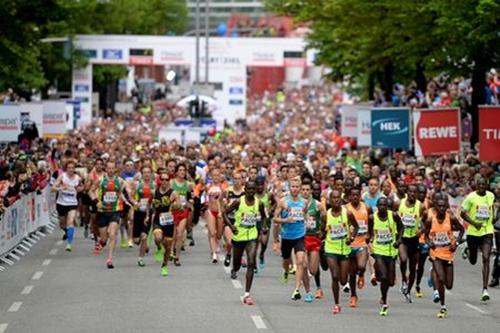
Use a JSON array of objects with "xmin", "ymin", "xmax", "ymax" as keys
[{"xmin": 1, "ymin": 223, "xmax": 499, "ymax": 333}]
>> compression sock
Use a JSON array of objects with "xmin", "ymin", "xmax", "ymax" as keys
[{"xmin": 67, "ymin": 226, "xmax": 75, "ymax": 244}]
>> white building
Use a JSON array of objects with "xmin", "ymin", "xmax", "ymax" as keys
[{"xmin": 186, "ymin": 0, "xmax": 266, "ymax": 31}]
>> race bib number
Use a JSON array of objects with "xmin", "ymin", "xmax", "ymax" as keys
[
  {"xmin": 330, "ymin": 224, "xmax": 347, "ymax": 240},
  {"xmin": 138, "ymin": 198, "xmax": 149, "ymax": 212},
  {"xmin": 357, "ymin": 222, "xmax": 368, "ymax": 235},
  {"xmin": 241, "ymin": 213, "xmax": 257, "ymax": 228},
  {"xmin": 476, "ymin": 205, "xmax": 490, "ymax": 222},
  {"xmin": 180, "ymin": 195, "xmax": 187, "ymax": 207},
  {"xmin": 306, "ymin": 216, "xmax": 317, "ymax": 230},
  {"xmin": 402, "ymin": 214, "xmax": 416, "ymax": 228},
  {"xmin": 376, "ymin": 229, "xmax": 392, "ymax": 245},
  {"xmin": 62, "ymin": 189, "xmax": 76, "ymax": 197},
  {"xmin": 103, "ymin": 192, "xmax": 117, "ymax": 204},
  {"xmin": 289, "ymin": 207, "xmax": 304, "ymax": 222},
  {"xmin": 159, "ymin": 212, "xmax": 173, "ymax": 226},
  {"xmin": 433, "ymin": 232, "xmax": 451, "ymax": 247}
]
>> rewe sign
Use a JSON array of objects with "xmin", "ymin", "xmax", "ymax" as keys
[
  {"xmin": 371, "ymin": 108, "xmax": 411, "ymax": 149},
  {"xmin": 479, "ymin": 106, "xmax": 500, "ymax": 161},
  {"xmin": 413, "ymin": 108, "xmax": 460, "ymax": 156}
]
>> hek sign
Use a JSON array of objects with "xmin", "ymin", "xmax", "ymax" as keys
[
  {"xmin": 413, "ymin": 108, "xmax": 460, "ymax": 156},
  {"xmin": 371, "ymin": 108, "xmax": 411, "ymax": 149},
  {"xmin": 479, "ymin": 106, "xmax": 500, "ymax": 161}
]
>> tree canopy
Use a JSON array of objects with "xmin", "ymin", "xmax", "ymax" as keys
[
  {"xmin": 0, "ymin": 0, "xmax": 188, "ymax": 94},
  {"xmin": 266, "ymin": 0, "xmax": 500, "ymax": 142}
]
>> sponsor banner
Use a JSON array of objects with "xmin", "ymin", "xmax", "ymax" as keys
[
  {"xmin": 102, "ymin": 49, "xmax": 123, "ymax": 60},
  {"xmin": 74, "ymin": 84, "xmax": 89, "ymax": 92},
  {"xmin": 0, "ymin": 104, "xmax": 21, "ymax": 142},
  {"xmin": 42, "ymin": 101, "xmax": 67, "ymax": 136},
  {"xmin": 413, "ymin": 108, "xmax": 460, "ymax": 156},
  {"xmin": 283, "ymin": 58, "xmax": 306, "ymax": 67},
  {"xmin": 19, "ymin": 102, "xmax": 44, "ymax": 136},
  {"xmin": 129, "ymin": 48, "xmax": 154, "ymax": 65},
  {"xmin": 72, "ymin": 65, "xmax": 92, "ymax": 126},
  {"xmin": 357, "ymin": 110, "xmax": 371, "ymax": 146},
  {"xmin": 158, "ymin": 50, "xmax": 188, "ymax": 64},
  {"xmin": 0, "ymin": 188, "xmax": 51, "ymax": 256},
  {"xmin": 340, "ymin": 105, "xmax": 362, "ymax": 138},
  {"xmin": 0, "ymin": 199, "xmax": 22, "ymax": 255},
  {"xmin": 81, "ymin": 49, "xmax": 97, "ymax": 59},
  {"xmin": 479, "ymin": 106, "xmax": 500, "ymax": 161},
  {"xmin": 229, "ymin": 99, "xmax": 243, "ymax": 105},
  {"xmin": 371, "ymin": 108, "xmax": 411, "ymax": 149},
  {"xmin": 229, "ymin": 87, "xmax": 244, "ymax": 95}
]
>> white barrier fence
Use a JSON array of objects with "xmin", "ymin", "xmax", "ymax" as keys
[{"xmin": 0, "ymin": 187, "xmax": 51, "ymax": 259}]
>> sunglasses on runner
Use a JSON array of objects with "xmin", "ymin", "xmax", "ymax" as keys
[{"xmin": 160, "ymin": 178, "xmax": 169, "ymax": 181}]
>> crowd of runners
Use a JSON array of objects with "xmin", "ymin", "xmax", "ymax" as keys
[{"xmin": 2, "ymin": 86, "xmax": 499, "ymax": 319}]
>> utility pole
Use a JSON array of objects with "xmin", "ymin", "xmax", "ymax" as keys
[
  {"xmin": 195, "ymin": 0, "xmax": 200, "ymax": 84},
  {"xmin": 204, "ymin": 0, "xmax": 210, "ymax": 83}
]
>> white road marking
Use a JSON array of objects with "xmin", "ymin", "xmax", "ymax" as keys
[
  {"xmin": 32, "ymin": 271, "xmax": 43, "ymax": 280},
  {"xmin": 21, "ymin": 285, "xmax": 34, "ymax": 295},
  {"xmin": 232, "ymin": 280, "xmax": 243, "ymax": 289},
  {"xmin": 0, "ymin": 323, "xmax": 8, "ymax": 333},
  {"xmin": 251, "ymin": 315, "xmax": 267, "ymax": 329},
  {"xmin": 8, "ymin": 302, "xmax": 22, "ymax": 312},
  {"xmin": 465, "ymin": 303, "xmax": 488, "ymax": 315},
  {"xmin": 42, "ymin": 259, "xmax": 51, "ymax": 266},
  {"xmin": 49, "ymin": 248, "xmax": 58, "ymax": 255},
  {"xmin": 56, "ymin": 240, "xmax": 63, "ymax": 246},
  {"xmin": 8, "ymin": 253, "xmax": 20, "ymax": 261}
]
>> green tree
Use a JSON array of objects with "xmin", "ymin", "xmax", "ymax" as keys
[
  {"xmin": 0, "ymin": 0, "xmax": 188, "ymax": 95},
  {"xmin": 266, "ymin": 0, "xmax": 500, "ymax": 143}
]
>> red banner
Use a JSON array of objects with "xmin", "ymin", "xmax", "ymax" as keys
[
  {"xmin": 479, "ymin": 106, "xmax": 500, "ymax": 161},
  {"xmin": 413, "ymin": 108, "xmax": 460, "ymax": 156}
]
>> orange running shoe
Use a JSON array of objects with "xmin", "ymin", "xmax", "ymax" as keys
[
  {"xmin": 350, "ymin": 296, "xmax": 358, "ymax": 308},
  {"xmin": 315, "ymin": 288, "xmax": 324, "ymax": 299},
  {"xmin": 357, "ymin": 276, "xmax": 365, "ymax": 290}
]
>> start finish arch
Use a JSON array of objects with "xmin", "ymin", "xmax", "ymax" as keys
[{"xmin": 72, "ymin": 35, "xmax": 317, "ymax": 127}]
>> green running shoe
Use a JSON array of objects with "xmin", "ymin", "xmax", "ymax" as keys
[
  {"xmin": 161, "ymin": 265, "xmax": 169, "ymax": 276},
  {"xmin": 154, "ymin": 248, "xmax": 163, "ymax": 263},
  {"xmin": 291, "ymin": 289, "xmax": 301, "ymax": 301},
  {"xmin": 281, "ymin": 271, "xmax": 289, "ymax": 285},
  {"xmin": 379, "ymin": 305, "xmax": 388, "ymax": 316}
]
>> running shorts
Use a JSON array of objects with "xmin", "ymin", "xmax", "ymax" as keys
[
  {"xmin": 133, "ymin": 211, "xmax": 151, "ymax": 238},
  {"xmin": 402, "ymin": 236, "xmax": 419, "ymax": 254},
  {"xmin": 304, "ymin": 235, "xmax": 322, "ymax": 253},
  {"xmin": 281, "ymin": 237, "xmax": 305, "ymax": 259},
  {"xmin": 56, "ymin": 204, "xmax": 78, "ymax": 217},
  {"xmin": 97, "ymin": 212, "xmax": 121, "ymax": 228}
]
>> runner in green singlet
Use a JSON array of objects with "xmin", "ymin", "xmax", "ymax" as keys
[{"xmin": 225, "ymin": 180, "xmax": 266, "ymax": 305}]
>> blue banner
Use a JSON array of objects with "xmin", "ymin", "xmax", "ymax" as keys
[{"xmin": 371, "ymin": 108, "xmax": 411, "ymax": 149}]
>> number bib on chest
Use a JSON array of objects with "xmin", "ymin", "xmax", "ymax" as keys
[
  {"xmin": 62, "ymin": 189, "xmax": 76, "ymax": 198},
  {"xmin": 103, "ymin": 192, "xmax": 117, "ymax": 204},
  {"xmin": 357, "ymin": 222, "xmax": 368, "ymax": 235},
  {"xmin": 330, "ymin": 224, "xmax": 347, "ymax": 240},
  {"xmin": 376, "ymin": 229, "xmax": 393, "ymax": 244},
  {"xmin": 159, "ymin": 212, "xmax": 173, "ymax": 226},
  {"xmin": 433, "ymin": 232, "xmax": 451, "ymax": 247},
  {"xmin": 402, "ymin": 214, "xmax": 416, "ymax": 228},
  {"xmin": 289, "ymin": 207, "xmax": 304, "ymax": 222},
  {"xmin": 306, "ymin": 216, "xmax": 317, "ymax": 230},
  {"xmin": 138, "ymin": 198, "xmax": 149, "ymax": 212},
  {"xmin": 476, "ymin": 205, "xmax": 490, "ymax": 222},
  {"xmin": 240, "ymin": 213, "xmax": 257, "ymax": 228}
]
